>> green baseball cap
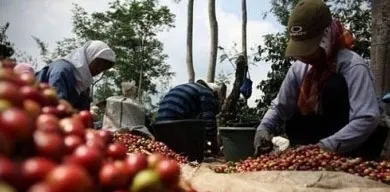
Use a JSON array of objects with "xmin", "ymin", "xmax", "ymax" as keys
[{"xmin": 285, "ymin": 0, "xmax": 332, "ymax": 57}]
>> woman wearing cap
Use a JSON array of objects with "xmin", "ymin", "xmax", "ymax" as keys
[
  {"xmin": 156, "ymin": 79, "xmax": 227, "ymax": 155},
  {"xmin": 36, "ymin": 40, "xmax": 116, "ymax": 111},
  {"xmin": 254, "ymin": 0, "xmax": 387, "ymax": 159}
]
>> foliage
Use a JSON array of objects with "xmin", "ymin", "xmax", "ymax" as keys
[
  {"xmin": 0, "ymin": 23, "xmax": 40, "ymax": 68},
  {"xmin": 32, "ymin": 36, "xmax": 51, "ymax": 64},
  {"xmin": 70, "ymin": 0, "xmax": 175, "ymax": 98},
  {"xmin": 94, "ymin": 70, "xmax": 119, "ymax": 103},
  {"xmin": 330, "ymin": 0, "xmax": 371, "ymax": 59},
  {"xmin": 255, "ymin": 32, "xmax": 291, "ymax": 116},
  {"xmin": 50, "ymin": 37, "xmax": 84, "ymax": 61},
  {"xmin": 218, "ymin": 43, "xmax": 259, "ymax": 69},
  {"xmin": 216, "ymin": 70, "xmax": 232, "ymax": 87},
  {"xmin": 217, "ymin": 43, "xmax": 262, "ymax": 123},
  {"xmin": 13, "ymin": 49, "xmax": 38, "ymax": 68},
  {"xmin": 233, "ymin": 98, "xmax": 259, "ymax": 123},
  {"xmin": 0, "ymin": 22, "xmax": 14, "ymax": 58},
  {"xmin": 255, "ymin": 0, "xmax": 372, "ymax": 117},
  {"xmin": 29, "ymin": 0, "xmax": 175, "ymax": 108}
]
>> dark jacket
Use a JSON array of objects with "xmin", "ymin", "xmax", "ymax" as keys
[
  {"xmin": 156, "ymin": 83, "xmax": 219, "ymax": 134},
  {"xmin": 36, "ymin": 59, "xmax": 90, "ymax": 110}
]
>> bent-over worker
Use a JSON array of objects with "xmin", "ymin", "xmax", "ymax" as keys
[
  {"xmin": 156, "ymin": 79, "xmax": 227, "ymax": 155},
  {"xmin": 36, "ymin": 40, "xmax": 115, "ymax": 111},
  {"xmin": 254, "ymin": 0, "xmax": 387, "ymax": 160}
]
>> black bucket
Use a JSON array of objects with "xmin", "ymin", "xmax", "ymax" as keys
[
  {"xmin": 152, "ymin": 119, "xmax": 206, "ymax": 162},
  {"xmin": 219, "ymin": 127, "xmax": 256, "ymax": 162},
  {"xmin": 226, "ymin": 120, "xmax": 260, "ymax": 127}
]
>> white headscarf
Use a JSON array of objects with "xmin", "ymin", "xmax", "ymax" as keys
[{"xmin": 63, "ymin": 40, "xmax": 116, "ymax": 94}]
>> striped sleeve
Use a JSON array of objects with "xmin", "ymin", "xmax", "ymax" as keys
[
  {"xmin": 198, "ymin": 87, "xmax": 218, "ymax": 135},
  {"xmin": 156, "ymin": 84, "xmax": 199, "ymax": 122}
]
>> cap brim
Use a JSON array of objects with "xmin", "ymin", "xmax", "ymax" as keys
[{"xmin": 285, "ymin": 34, "xmax": 323, "ymax": 57}]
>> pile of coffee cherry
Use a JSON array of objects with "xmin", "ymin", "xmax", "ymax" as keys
[
  {"xmin": 0, "ymin": 68, "xmax": 196, "ymax": 192},
  {"xmin": 212, "ymin": 145, "xmax": 390, "ymax": 183},
  {"xmin": 114, "ymin": 132, "xmax": 189, "ymax": 164}
]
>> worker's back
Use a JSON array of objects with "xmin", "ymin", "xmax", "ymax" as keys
[{"xmin": 156, "ymin": 82, "xmax": 218, "ymax": 122}]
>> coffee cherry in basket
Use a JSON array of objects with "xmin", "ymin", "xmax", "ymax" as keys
[
  {"xmin": 130, "ymin": 169, "xmax": 162, "ymax": 192},
  {"xmin": 106, "ymin": 143, "xmax": 127, "ymax": 160},
  {"xmin": 99, "ymin": 161, "xmax": 128, "ymax": 189},
  {"xmin": 125, "ymin": 153, "xmax": 148, "ymax": 179},
  {"xmin": 0, "ymin": 131, "xmax": 13, "ymax": 156},
  {"xmin": 59, "ymin": 117, "xmax": 85, "ymax": 137},
  {"xmin": 147, "ymin": 153, "xmax": 165, "ymax": 168},
  {"xmin": 41, "ymin": 88, "xmax": 58, "ymax": 106},
  {"xmin": 56, "ymin": 99, "xmax": 75, "ymax": 117},
  {"xmin": 21, "ymin": 157, "xmax": 56, "ymax": 186},
  {"xmin": 78, "ymin": 110, "xmax": 93, "ymax": 128},
  {"xmin": 41, "ymin": 106, "xmax": 61, "ymax": 117},
  {"xmin": 86, "ymin": 134, "xmax": 106, "ymax": 150},
  {"xmin": 0, "ymin": 183, "xmax": 16, "ymax": 192},
  {"xmin": 0, "ymin": 99, "xmax": 12, "ymax": 112},
  {"xmin": 20, "ymin": 86, "xmax": 44, "ymax": 105},
  {"xmin": 66, "ymin": 145, "xmax": 103, "ymax": 174},
  {"xmin": 0, "ymin": 156, "xmax": 18, "ymax": 186},
  {"xmin": 64, "ymin": 135, "xmax": 84, "ymax": 154},
  {"xmin": 155, "ymin": 159, "xmax": 181, "ymax": 188},
  {"xmin": 33, "ymin": 131, "xmax": 64, "ymax": 160},
  {"xmin": 45, "ymin": 164, "xmax": 93, "ymax": 192},
  {"xmin": 36, "ymin": 114, "xmax": 60, "ymax": 133},
  {"xmin": 0, "ymin": 108, "xmax": 33, "ymax": 142},
  {"xmin": 24, "ymin": 100, "xmax": 41, "ymax": 119},
  {"xmin": 27, "ymin": 182, "xmax": 56, "ymax": 192},
  {"xmin": 0, "ymin": 81, "xmax": 23, "ymax": 106},
  {"xmin": 98, "ymin": 130, "xmax": 113, "ymax": 144}
]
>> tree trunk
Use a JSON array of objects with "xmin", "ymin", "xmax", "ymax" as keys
[
  {"xmin": 137, "ymin": 37, "xmax": 145, "ymax": 102},
  {"xmin": 217, "ymin": 1, "xmax": 248, "ymax": 125},
  {"xmin": 371, "ymin": 0, "xmax": 390, "ymax": 96},
  {"xmin": 207, "ymin": 0, "xmax": 218, "ymax": 83},
  {"xmin": 219, "ymin": 55, "xmax": 246, "ymax": 126},
  {"xmin": 186, "ymin": 0, "xmax": 195, "ymax": 83},
  {"xmin": 137, "ymin": 63, "xmax": 143, "ymax": 102},
  {"xmin": 241, "ymin": 0, "xmax": 248, "ymax": 65}
]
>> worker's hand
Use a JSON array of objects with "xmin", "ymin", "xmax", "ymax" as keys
[
  {"xmin": 253, "ymin": 129, "xmax": 273, "ymax": 156},
  {"xmin": 316, "ymin": 142, "xmax": 332, "ymax": 151},
  {"xmin": 271, "ymin": 136, "xmax": 290, "ymax": 152}
]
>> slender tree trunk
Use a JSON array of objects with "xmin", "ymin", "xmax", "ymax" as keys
[
  {"xmin": 219, "ymin": 56, "xmax": 246, "ymax": 126},
  {"xmin": 217, "ymin": 0, "xmax": 248, "ymax": 125},
  {"xmin": 138, "ymin": 63, "xmax": 143, "ymax": 102},
  {"xmin": 207, "ymin": 0, "xmax": 218, "ymax": 83},
  {"xmin": 371, "ymin": 0, "xmax": 390, "ymax": 96},
  {"xmin": 186, "ymin": 0, "xmax": 195, "ymax": 83},
  {"xmin": 137, "ymin": 37, "xmax": 145, "ymax": 102},
  {"xmin": 241, "ymin": 0, "xmax": 248, "ymax": 65}
]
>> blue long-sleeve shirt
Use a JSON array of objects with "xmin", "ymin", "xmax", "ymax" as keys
[
  {"xmin": 258, "ymin": 49, "xmax": 380, "ymax": 154},
  {"xmin": 156, "ymin": 83, "xmax": 219, "ymax": 134},
  {"xmin": 35, "ymin": 59, "xmax": 90, "ymax": 111}
]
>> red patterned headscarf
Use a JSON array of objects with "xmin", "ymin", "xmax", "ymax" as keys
[{"xmin": 297, "ymin": 19, "xmax": 355, "ymax": 115}]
